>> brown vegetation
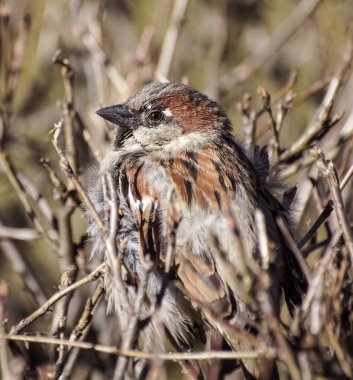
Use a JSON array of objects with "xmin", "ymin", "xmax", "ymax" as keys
[{"xmin": 1, "ymin": 1, "xmax": 353, "ymax": 379}]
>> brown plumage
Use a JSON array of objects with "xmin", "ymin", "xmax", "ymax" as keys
[{"xmin": 89, "ymin": 82, "xmax": 308, "ymax": 379}]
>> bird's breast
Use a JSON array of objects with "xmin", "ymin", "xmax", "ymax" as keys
[{"xmin": 131, "ymin": 152, "xmax": 239, "ymax": 213}]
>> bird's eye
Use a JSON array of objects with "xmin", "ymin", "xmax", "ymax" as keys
[{"xmin": 147, "ymin": 110, "xmax": 164, "ymax": 124}]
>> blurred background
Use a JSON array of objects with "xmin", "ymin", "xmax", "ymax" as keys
[{"xmin": 1, "ymin": 0, "xmax": 353, "ymax": 378}]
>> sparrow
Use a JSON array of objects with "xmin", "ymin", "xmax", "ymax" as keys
[{"xmin": 88, "ymin": 82, "xmax": 308, "ymax": 379}]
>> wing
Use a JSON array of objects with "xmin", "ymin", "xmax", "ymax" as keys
[
  {"xmin": 122, "ymin": 151, "xmax": 281, "ymax": 379},
  {"xmin": 123, "ymin": 152, "xmax": 239, "ymax": 320}
]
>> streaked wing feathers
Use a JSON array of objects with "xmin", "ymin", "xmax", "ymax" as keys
[{"xmin": 125, "ymin": 152, "xmax": 236, "ymax": 319}]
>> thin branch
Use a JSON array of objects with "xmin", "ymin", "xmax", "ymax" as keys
[
  {"xmin": 298, "ymin": 201, "xmax": 333, "ymax": 250},
  {"xmin": 55, "ymin": 283, "xmax": 104, "ymax": 380},
  {"xmin": 51, "ymin": 208, "xmax": 78, "ymax": 369},
  {"xmin": 74, "ymin": 112, "xmax": 103, "ymax": 163},
  {"xmin": 0, "ymin": 280, "xmax": 12, "ymax": 380},
  {"xmin": 298, "ymin": 231, "xmax": 341, "ymax": 322},
  {"xmin": 340, "ymin": 162, "xmax": 353, "ymax": 190},
  {"xmin": 52, "ymin": 120, "xmax": 104, "ymax": 232},
  {"xmin": 10, "ymin": 263, "xmax": 106, "ymax": 334},
  {"xmin": 113, "ymin": 269, "xmax": 151, "ymax": 380},
  {"xmin": 0, "ymin": 151, "xmax": 58, "ymax": 245},
  {"xmin": 238, "ymin": 93, "xmax": 258, "ymax": 151},
  {"xmin": 325, "ymin": 324, "xmax": 353, "ymax": 378},
  {"xmin": 221, "ymin": 0, "xmax": 324, "ymax": 88},
  {"xmin": 1, "ymin": 334, "xmax": 275, "ymax": 361},
  {"xmin": 258, "ymin": 87, "xmax": 280, "ymax": 160},
  {"xmin": 75, "ymin": 24, "xmax": 129, "ymax": 99},
  {"xmin": 4, "ymin": 14, "xmax": 30, "ymax": 107},
  {"xmin": 17, "ymin": 172, "xmax": 58, "ymax": 232},
  {"xmin": 157, "ymin": 0, "xmax": 190, "ymax": 78},
  {"xmin": 276, "ymin": 216, "xmax": 311, "ymax": 282},
  {"xmin": 255, "ymin": 209, "xmax": 270, "ymax": 270},
  {"xmin": 206, "ymin": 0, "xmax": 228, "ymax": 101},
  {"xmin": 255, "ymin": 210, "xmax": 301, "ymax": 380},
  {"xmin": 53, "ymin": 53, "xmax": 78, "ymax": 174},
  {"xmin": 0, "ymin": 5, "xmax": 10, "ymax": 101},
  {"xmin": 0, "ymin": 225, "xmax": 41, "ymax": 241},
  {"xmin": 280, "ymin": 34, "xmax": 353, "ymax": 163},
  {"xmin": 311, "ymin": 147, "xmax": 353, "ymax": 266},
  {"xmin": 0, "ymin": 221, "xmax": 48, "ymax": 306},
  {"xmin": 104, "ymin": 173, "xmax": 132, "ymax": 314}
]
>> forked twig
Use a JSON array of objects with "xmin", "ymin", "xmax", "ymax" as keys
[{"xmin": 10, "ymin": 263, "xmax": 106, "ymax": 334}]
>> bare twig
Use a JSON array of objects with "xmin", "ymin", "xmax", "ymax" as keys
[
  {"xmin": 238, "ymin": 93, "xmax": 258, "ymax": 151},
  {"xmin": 206, "ymin": 0, "xmax": 228, "ymax": 101},
  {"xmin": 0, "ymin": 225, "xmax": 41, "ymax": 240},
  {"xmin": 51, "ymin": 217, "xmax": 78, "ymax": 369},
  {"xmin": 53, "ymin": 53, "xmax": 78, "ymax": 174},
  {"xmin": 113, "ymin": 269, "xmax": 150, "ymax": 380},
  {"xmin": 17, "ymin": 173, "xmax": 58, "ymax": 232},
  {"xmin": 0, "ymin": 280, "xmax": 12, "ymax": 380},
  {"xmin": 0, "ymin": 151, "xmax": 58, "ymax": 244},
  {"xmin": 340, "ymin": 162, "xmax": 353, "ymax": 190},
  {"xmin": 157, "ymin": 0, "xmax": 190, "ymax": 78},
  {"xmin": 0, "ymin": 220, "xmax": 48, "ymax": 306},
  {"xmin": 75, "ymin": 25, "xmax": 129, "ymax": 99},
  {"xmin": 256, "ymin": 210, "xmax": 301, "ymax": 380},
  {"xmin": 280, "ymin": 35, "xmax": 353, "ymax": 163},
  {"xmin": 258, "ymin": 87, "xmax": 280, "ymax": 160},
  {"xmin": 276, "ymin": 217, "xmax": 311, "ymax": 282},
  {"xmin": 298, "ymin": 201, "xmax": 333, "ymax": 250},
  {"xmin": 0, "ymin": 5, "xmax": 10, "ymax": 101},
  {"xmin": 10, "ymin": 263, "xmax": 106, "ymax": 334},
  {"xmin": 221, "ymin": 0, "xmax": 324, "ymax": 88},
  {"xmin": 325, "ymin": 324, "xmax": 353, "ymax": 378},
  {"xmin": 74, "ymin": 112, "xmax": 103, "ymax": 163},
  {"xmin": 1, "ymin": 333, "xmax": 275, "ymax": 361},
  {"xmin": 104, "ymin": 173, "xmax": 132, "ymax": 314},
  {"xmin": 311, "ymin": 147, "xmax": 353, "ymax": 266},
  {"xmin": 255, "ymin": 209, "xmax": 270, "ymax": 270},
  {"xmin": 56, "ymin": 283, "xmax": 104, "ymax": 380},
  {"xmin": 298, "ymin": 231, "xmax": 341, "ymax": 328},
  {"xmin": 4, "ymin": 14, "xmax": 30, "ymax": 107},
  {"xmin": 52, "ymin": 120, "xmax": 104, "ymax": 232}
]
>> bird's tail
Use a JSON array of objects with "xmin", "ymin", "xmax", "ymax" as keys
[{"xmin": 211, "ymin": 316, "xmax": 279, "ymax": 380}]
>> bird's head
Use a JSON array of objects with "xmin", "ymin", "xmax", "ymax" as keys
[{"xmin": 96, "ymin": 82, "xmax": 232, "ymax": 155}]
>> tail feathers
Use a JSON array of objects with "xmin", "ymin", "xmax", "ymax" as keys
[
  {"xmin": 282, "ymin": 245, "xmax": 309, "ymax": 314},
  {"xmin": 264, "ymin": 189, "xmax": 309, "ymax": 314},
  {"xmin": 212, "ymin": 318, "xmax": 279, "ymax": 380}
]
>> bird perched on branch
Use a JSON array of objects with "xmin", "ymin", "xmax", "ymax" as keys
[{"xmin": 89, "ymin": 82, "xmax": 308, "ymax": 379}]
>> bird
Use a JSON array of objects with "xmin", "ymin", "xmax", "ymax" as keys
[{"xmin": 88, "ymin": 82, "xmax": 308, "ymax": 379}]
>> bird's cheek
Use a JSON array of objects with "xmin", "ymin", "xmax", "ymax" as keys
[
  {"xmin": 133, "ymin": 126, "xmax": 157, "ymax": 145},
  {"xmin": 133, "ymin": 125, "xmax": 181, "ymax": 146}
]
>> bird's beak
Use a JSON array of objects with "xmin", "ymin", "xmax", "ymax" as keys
[{"xmin": 96, "ymin": 105, "xmax": 134, "ymax": 128}]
